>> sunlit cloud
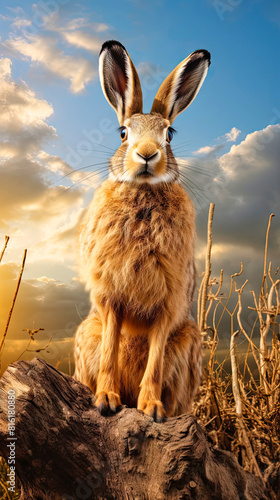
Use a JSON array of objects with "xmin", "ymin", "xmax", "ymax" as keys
[{"xmin": 0, "ymin": 56, "xmax": 91, "ymax": 269}]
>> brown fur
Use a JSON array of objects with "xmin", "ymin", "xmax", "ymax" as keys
[{"xmin": 74, "ymin": 180, "xmax": 202, "ymax": 419}]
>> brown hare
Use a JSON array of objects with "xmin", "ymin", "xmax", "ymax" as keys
[{"xmin": 74, "ymin": 40, "xmax": 210, "ymax": 422}]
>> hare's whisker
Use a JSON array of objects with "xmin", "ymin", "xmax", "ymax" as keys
[
  {"xmin": 76, "ymin": 143, "xmax": 116, "ymax": 153},
  {"xmin": 178, "ymin": 161, "xmax": 217, "ymax": 176},
  {"xmin": 63, "ymin": 168, "xmax": 110, "ymax": 192},
  {"xmin": 167, "ymin": 161, "xmax": 216, "ymax": 178},
  {"xmin": 55, "ymin": 161, "xmax": 110, "ymax": 183},
  {"xmin": 179, "ymin": 181, "xmax": 209, "ymax": 215}
]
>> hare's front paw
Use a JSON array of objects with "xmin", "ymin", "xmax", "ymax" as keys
[
  {"xmin": 94, "ymin": 391, "xmax": 122, "ymax": 415},
  {"xmin": 138, "ymin": 399, "xmax": 166, "ymax": 423}
]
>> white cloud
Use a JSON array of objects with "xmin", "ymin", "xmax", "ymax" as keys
[
  {"xmin": 62, "ymin": 17, "xmax": 89, "ymax": 31},
  {"xmin": 225, "ymin": 126, "xmax": 241, "ymax": 142},
  {"xmin": 0, "ymin": 58, "xmax": 55, "ymax": 134},
  {"xmin": 0, "ymin": 58, "xmax": 56, "ymax": 160},
  {"xmin": 0, "ymin": 9, "xmax": 111, "ymax": 92},
  {"xmin": 195, "ymin": 123, "xmax": 280, "ymax": 294},
  {"xmin": 37, "ymin": 151, "xmax": 73, "ymax": 176},
  {"xmin": 6, "ymin": 6, "xmax": 25, "ymax": 15},
  {"xmin": 94, "ymin": 23, "xmax": 110, "ymax": 32},
  {"xmin": 12, "ymin": 18, "xmax": 32, "ymax": 29},
  {"xmin": 219, "ymin": 124, "xmax": 280, "ymax": 179},
  {"xmin": 37, "ymin": 151, "xmax": 103, "ymax": 188},
  {"xmin": 62, "ymin": 31, "xmax": 102, "ymax": 53},
  {"xmin": 193, "ymin": 145, "xmax": 215, "ymax": 155},
  {"xmin": 193, "ymin": 128, "xmax": 241, "ymax": 156},
  {"xmin": 45, "ymin": 15, "xmax": 109, "ymax": 34},
  {"xmin": 2, "ymin": 35, "xmax": 97, "ymax": 93},
  {"xmin": 0, "ymin": 57, "xmax": 12, "ymax": 77},
  {"xmin": 0, "ymin": 56, "xmax": 56, "ymax": 160}
]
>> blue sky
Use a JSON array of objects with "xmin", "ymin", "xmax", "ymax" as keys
[
  {"xmin": 1, "ymin": 0, "xmax": 280, "ymax": 153},
  {"xmin": 0, "ymin": 0, "xmax": 279, "ymax": 371}
]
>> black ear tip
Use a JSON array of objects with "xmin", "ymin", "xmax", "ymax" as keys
[
  {"xmin": 192, "ymin": 49, "xmax": 211, "ymax": 66},
  {"xmin": 203, "ymin": 50, "xmax": 211, "ymax": 65},
  {"xmin": 100, "ymin": 40, "xmax": 127, "ymax": 56}
]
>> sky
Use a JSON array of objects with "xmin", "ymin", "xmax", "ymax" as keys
[{"xmin": 0, "ymin": 0, "xmax": 279, "ymax": 373}]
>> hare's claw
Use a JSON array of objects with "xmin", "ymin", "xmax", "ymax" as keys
[
  {"xmin": 95, "ymin": 391, "xmax": 122, "ymax": 415},
  {"xmin": 138, "ymin": 399, "xmax": 166, "ymax": 423}
]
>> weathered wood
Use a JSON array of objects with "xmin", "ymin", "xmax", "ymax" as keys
[{"xmin": 0, "ymin": 358, "xmax": 269, "ymax": 500}]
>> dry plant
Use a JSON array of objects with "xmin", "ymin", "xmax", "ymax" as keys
[
  {"xmin": 0, "ymin": 238, "xmax": 27, "ymax": 368},
  {"xmin": 0, "ymin": 238, "xmax": 51, "ymax": 500},
  {"xmin": 0, "ymin": 458, "xmax": 20, "ymax": 500},
  {"xmin": 0, "ymin": 237, "xmax": 51, "ymax": 370},
  {"xmin": 195, "ymin": 205, "xmax": 280, "ymax": 497},
  {"xmin": 14, "ymin": 327, "xmax": 52, "ymax": 363}
]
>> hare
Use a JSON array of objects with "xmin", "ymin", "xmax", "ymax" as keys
[{"xmin": 74, "ymin": 40, "xmax": 210, "ymax": 422}]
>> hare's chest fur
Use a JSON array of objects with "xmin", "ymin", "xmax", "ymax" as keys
[{"xmin": 80, "ymin": 180, "xmax": 195, "ymax": 318}]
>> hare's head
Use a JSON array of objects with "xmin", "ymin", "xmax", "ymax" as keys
[{"xmin": 99, "ymin": 41, "xmax": 210, "ymax": 185}]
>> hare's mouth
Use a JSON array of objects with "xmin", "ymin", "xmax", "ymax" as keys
[{"xmin": 135, "ymin": 166, "xmax": 153, "ymax": 178}]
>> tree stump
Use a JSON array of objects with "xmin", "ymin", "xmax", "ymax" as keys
[{"xmin": 0, "ymin": 358, "xmax": 269, "ymax": 499}]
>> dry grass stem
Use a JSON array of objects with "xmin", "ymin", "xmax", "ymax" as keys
[
  {"xmin": 0, "ymin": 236, "xmax": 9, "ymax": 264},
  {"xmin": 198, "ymin": 201, "xmax": 215, "ymax": 332},
  {"xmin": 0, "ymin": 249, "xmax": 27, "ymax": 361}
]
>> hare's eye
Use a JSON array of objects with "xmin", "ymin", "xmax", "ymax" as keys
[
  {"xmin": 120, "ymin": 127, "xmax": 128, "ymax": 141},
  {"xmin": 167, "ymin": 127, "xmax": 174, "ymax": 143}
]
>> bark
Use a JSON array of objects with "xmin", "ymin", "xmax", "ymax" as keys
[{"xmin": 0, "ymin": 358, "xmax": 269, "ymax": 500}]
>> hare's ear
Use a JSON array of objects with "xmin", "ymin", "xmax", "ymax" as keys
[
  {"xmin": 99, "ymin": 40, "xmax": 143, "ymax": 125},
  {"xmin": 151, "ymin": 50, "xmax": 210, "ymax": 124}
]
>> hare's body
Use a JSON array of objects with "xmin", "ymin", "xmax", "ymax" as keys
[
  {"xmin": 75, "ymin": 179, "xmax": 201, "ymax": 416},
  {"xmin": 74, "ymin": 41, "xmax": 210, "ymax": 421},
  {"xmin": 80, "ymin": 180, "xmax": 195, "ymax": 322}
]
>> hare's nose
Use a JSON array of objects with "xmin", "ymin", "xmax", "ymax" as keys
[
  {"xmin": 135, "ymin": 140, "xmax": 160, "ymax": 164},
  {"xmin": 137, "ymin": 151, "xmax": 158, "ymax": 162}
]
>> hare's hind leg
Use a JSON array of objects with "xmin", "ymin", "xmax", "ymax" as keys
[
  {"xmin": 162, "ymin": 319, "xmax": 202, "ymax": 417},
  {"xmin": 74, "ymin": 313, "xmax": 102, "ymax": 393}
]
